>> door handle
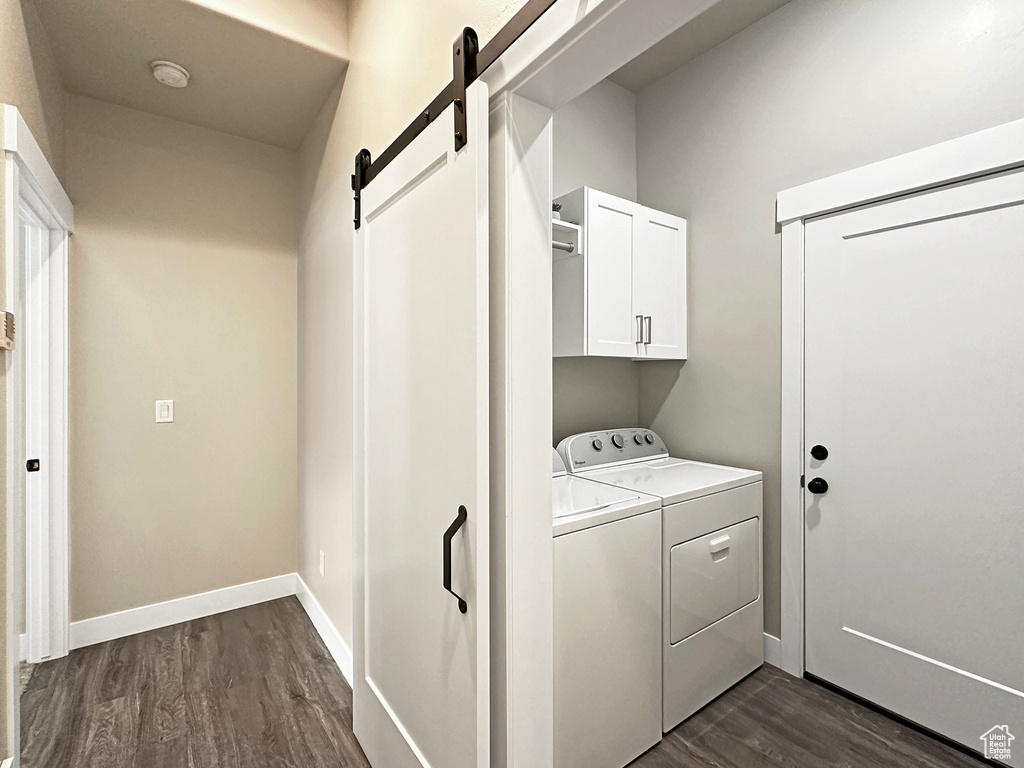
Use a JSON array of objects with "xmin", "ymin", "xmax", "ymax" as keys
[
  {"xmin": 636, "ymin": 315, "xmax": 643, "ymax": 344},
  {"xmin": 644, "ymin": 316, "xmax": 652, "ymax": 345},
  {"xmin": 807, "ymin": 477, "xmax": 829, "ymax": 495},
  {"xmin": 709, "ymin": 534, "xmax": 731, "ymax": 554},
  {"xmin": 443, "ymin": 505, "xmax": 468, "ymax": 614}
]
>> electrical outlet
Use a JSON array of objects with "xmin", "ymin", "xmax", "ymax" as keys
[{"xmin": 319, "ymin": 550, "xmax": 326, "ymax": 579}]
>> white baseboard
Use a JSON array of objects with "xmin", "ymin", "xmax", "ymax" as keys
[
  {"xmin": 44, "ymin": 573, "xmax": 353, "ymax": 692},
  {"xmin": 70, "ymin": 573, "xmax": 298, "ymax": 650},
  {"xmin": 295, "ymin": 575, "xmax": 353, "ymax": 685},
  {"xmin": 763, "ymin": 632, "xmax": 782, "ymax": 668},
  {"xmin": 2, "ymin": 756, "xmax": 13, "ymax": 768}
]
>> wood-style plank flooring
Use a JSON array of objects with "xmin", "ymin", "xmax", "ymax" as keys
[
  {"xmin": 21, "ymin": 596, "xmax": 370, "ymax": 768},
  {"xmin": 629, "ymin": 664, "xmax": 987, "ymax": 768},
  {"xmin": 23, "ymin": 598, "xmax": 987, "ymax": 768}
]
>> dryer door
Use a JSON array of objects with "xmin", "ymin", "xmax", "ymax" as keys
[{"xmin": 670, "ymin": 517, "xmax": 759, "ymax": 643}]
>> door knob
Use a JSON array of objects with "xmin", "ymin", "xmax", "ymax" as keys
[
  {"xmin": 807, "ymin": 477, "xmax": 829, "ymax": 495},
  {"xmin": 810, "ymin": 445, "xmax": 829, "ymax": 461}
]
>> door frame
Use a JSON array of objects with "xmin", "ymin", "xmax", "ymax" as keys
[
  {"xmin": 3, "ymin": 104, "xmax": 73, "ymax": 761},
  {"xmin": 776, "ymin": 115, "xmax": 1024, "ymax": 678},
  {"xmin": 480, "ymin": 2, "xmax": 743, "ymax": 766}
]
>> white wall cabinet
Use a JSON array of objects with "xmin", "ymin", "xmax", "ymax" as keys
[{"xmin": 553, "ymin": 187, "xmax": 686, "ymax": 360}]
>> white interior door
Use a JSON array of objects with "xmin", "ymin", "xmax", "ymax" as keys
[
  {"xmin": 804, "ymin": 167, "xmax": 1024, "ymax": 763},
  {"xmin": 20, "ymin": 212, "xmax": 51, "ymax": 665},
  {"xmin": 13, "ymin": 179, "xmax": 70, "ymax": 667},
  {"xmin": 352, "ymin": 79, "xmax": 489, "ymax": 768}
]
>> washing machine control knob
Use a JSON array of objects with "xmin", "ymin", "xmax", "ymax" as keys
[
  {"xmin": 644, "ymin": 434, "xmax": 655, "ymax": 444},
  {"xmin": 633, "ymin": 434, "xmax": 643, "ymax": 445},
  {"xmin": 592, "ymin": 439, "xmax": 603, "ymax": 451},
  {"xmin": 611, "ymin": 434, "xmax": 625, "ymax": 449}
]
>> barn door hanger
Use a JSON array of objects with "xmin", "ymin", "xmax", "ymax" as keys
[
  {"xmin": 352, "ymin": 149, "xmax": 372, "ymax": 230},
  {"xmin": 453, "ymin": 27, "xmax": 479, "ymax": 151},
  {"xmin": 352, "ymin": 27, "xmax": 479, "ymax": 230},
  {"xmin": 351, "ymin": 0, "xmax": 562, "ymax": 229}
]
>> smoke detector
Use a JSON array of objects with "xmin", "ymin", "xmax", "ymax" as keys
[{"xmin": 151, "ymin": 61, "xmax": 190, "ymax": 88}]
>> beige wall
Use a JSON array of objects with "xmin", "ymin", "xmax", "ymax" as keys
[
  {"xmin": 635, "ymin": 0, "xmax": 1024, "ymax": 638},
  {"xmin": 0, "ymin": 0, "xmax": 65, "ymax": 180},
  {"xmin": 551, "ymin": 78, "xmax": 641, "ymax": 444},
  {"xmin": 0, "ymin": 0, "xmax": 66, "ymax": 754},
  {"xmin": 297, "ymin": 0, "xmax": 528, "ymax": 648},
  {"xmin": 67, "ymin": 96, "xmax": 298, "ymax": 621}
]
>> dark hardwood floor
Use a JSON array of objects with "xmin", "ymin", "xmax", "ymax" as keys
[
  {"xmin": 21, "ymin": 596, "xmax": 371, "ymax": 768},
  {"xmin": 23, "ymin": 598, "xmax": 987, "ymax": 768},
  {"xmin": 630, "ymin": 664, "xmax": 987, "ymax": 768}
]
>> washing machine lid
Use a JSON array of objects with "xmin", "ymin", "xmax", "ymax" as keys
[
  {"xmin": 583, "ymin": 457, "xmax": 762, "ymax": 506},
  {"xmin": 552, "ymin": 475, "xmax": 660, "ymax": 537},
  {"xmin": 552, "ymin": 448, "xmax": 567, "ymax": 477}
]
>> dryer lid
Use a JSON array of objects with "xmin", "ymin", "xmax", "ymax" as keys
[{"xmin": 584, "ymin": 457, "xmax": 762, "ymax": 506}]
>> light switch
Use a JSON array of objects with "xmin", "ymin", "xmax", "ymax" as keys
[{"xmin": 156, "ymin": 400, "xmax": 174, "ymax": 423}]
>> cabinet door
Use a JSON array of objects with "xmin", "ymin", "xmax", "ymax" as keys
[
  {"xmin": 633, "ymin": 208, "xmax": 686, "ymax": 359},
  {"xmin": 586, "ymin": 190, "xmax": 642, "ymax": 357}
]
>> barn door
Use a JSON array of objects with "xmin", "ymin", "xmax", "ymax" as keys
[
  {"xmin": 351, "ymin": 68, "xmax": 489, "ymax": 768},
  {"xmin": 804, "ymin": 166, "xmax": 1024, "ymax": 763}
]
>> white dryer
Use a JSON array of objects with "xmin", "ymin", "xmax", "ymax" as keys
[
  {"xmin": 551, "ymin": 449, "xmax": 663, "ymax": 768},
  {"xmin": 557, "ymin": 431, "xmax": 763, "ymax": 732}
]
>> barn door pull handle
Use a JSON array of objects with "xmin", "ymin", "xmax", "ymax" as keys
[{"xmin": 443, "ymin": 505, "xmax": 468, "ymax": 613}]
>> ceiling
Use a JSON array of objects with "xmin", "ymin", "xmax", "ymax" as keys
[
  {"xmin": 609, "ymin": 0, "xmax": 792, "ymax": 93},
  {"xmin": 34, "ymin": 0, "xmax": 349, "ymax": 150}
]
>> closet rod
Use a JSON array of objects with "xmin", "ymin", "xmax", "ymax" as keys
[{"xmin": 552, "ymin": 240, "xmax": 575, "ymax": 254}]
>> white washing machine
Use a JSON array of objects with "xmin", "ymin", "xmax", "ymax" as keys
[
  {"xmin": 557, "ymin": 431, "xmax": 763, "ymax": 732},
  {"xmin": 551, "ymin": 449, "xmax": 663, "ymax": 768}
]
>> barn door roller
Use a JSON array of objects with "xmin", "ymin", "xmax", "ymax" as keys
[
  {"xmin": 352, "ymin": 0, "xmax": 560, "ymax": 229},
  {"xmin": 453, "ymin": 28, "xmax": 479, "ymax": 152}
]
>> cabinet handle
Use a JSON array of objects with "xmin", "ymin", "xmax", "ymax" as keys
[
  {"xmin": 636, "ymin": 315, "xmax": 644, "ymax": 344},
  {"xmin": 644, "ymin": 316, "xmax": 652, "ymax": 345}
]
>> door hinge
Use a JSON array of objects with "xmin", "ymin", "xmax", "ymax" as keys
[
  {"xmin": 352, "ymin": 148, "xmax": 372, "ymax": 230},
  {"xmin": 0, "ymin": 311, "xmax": 14, "ymax": 351},
  {"xmin": 800, "ymin": 474, "xmax": 805, "ymax": 488},
  {"xmin": 452, "ymin": 27, "xmax": 479, "ymax": 152}
]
